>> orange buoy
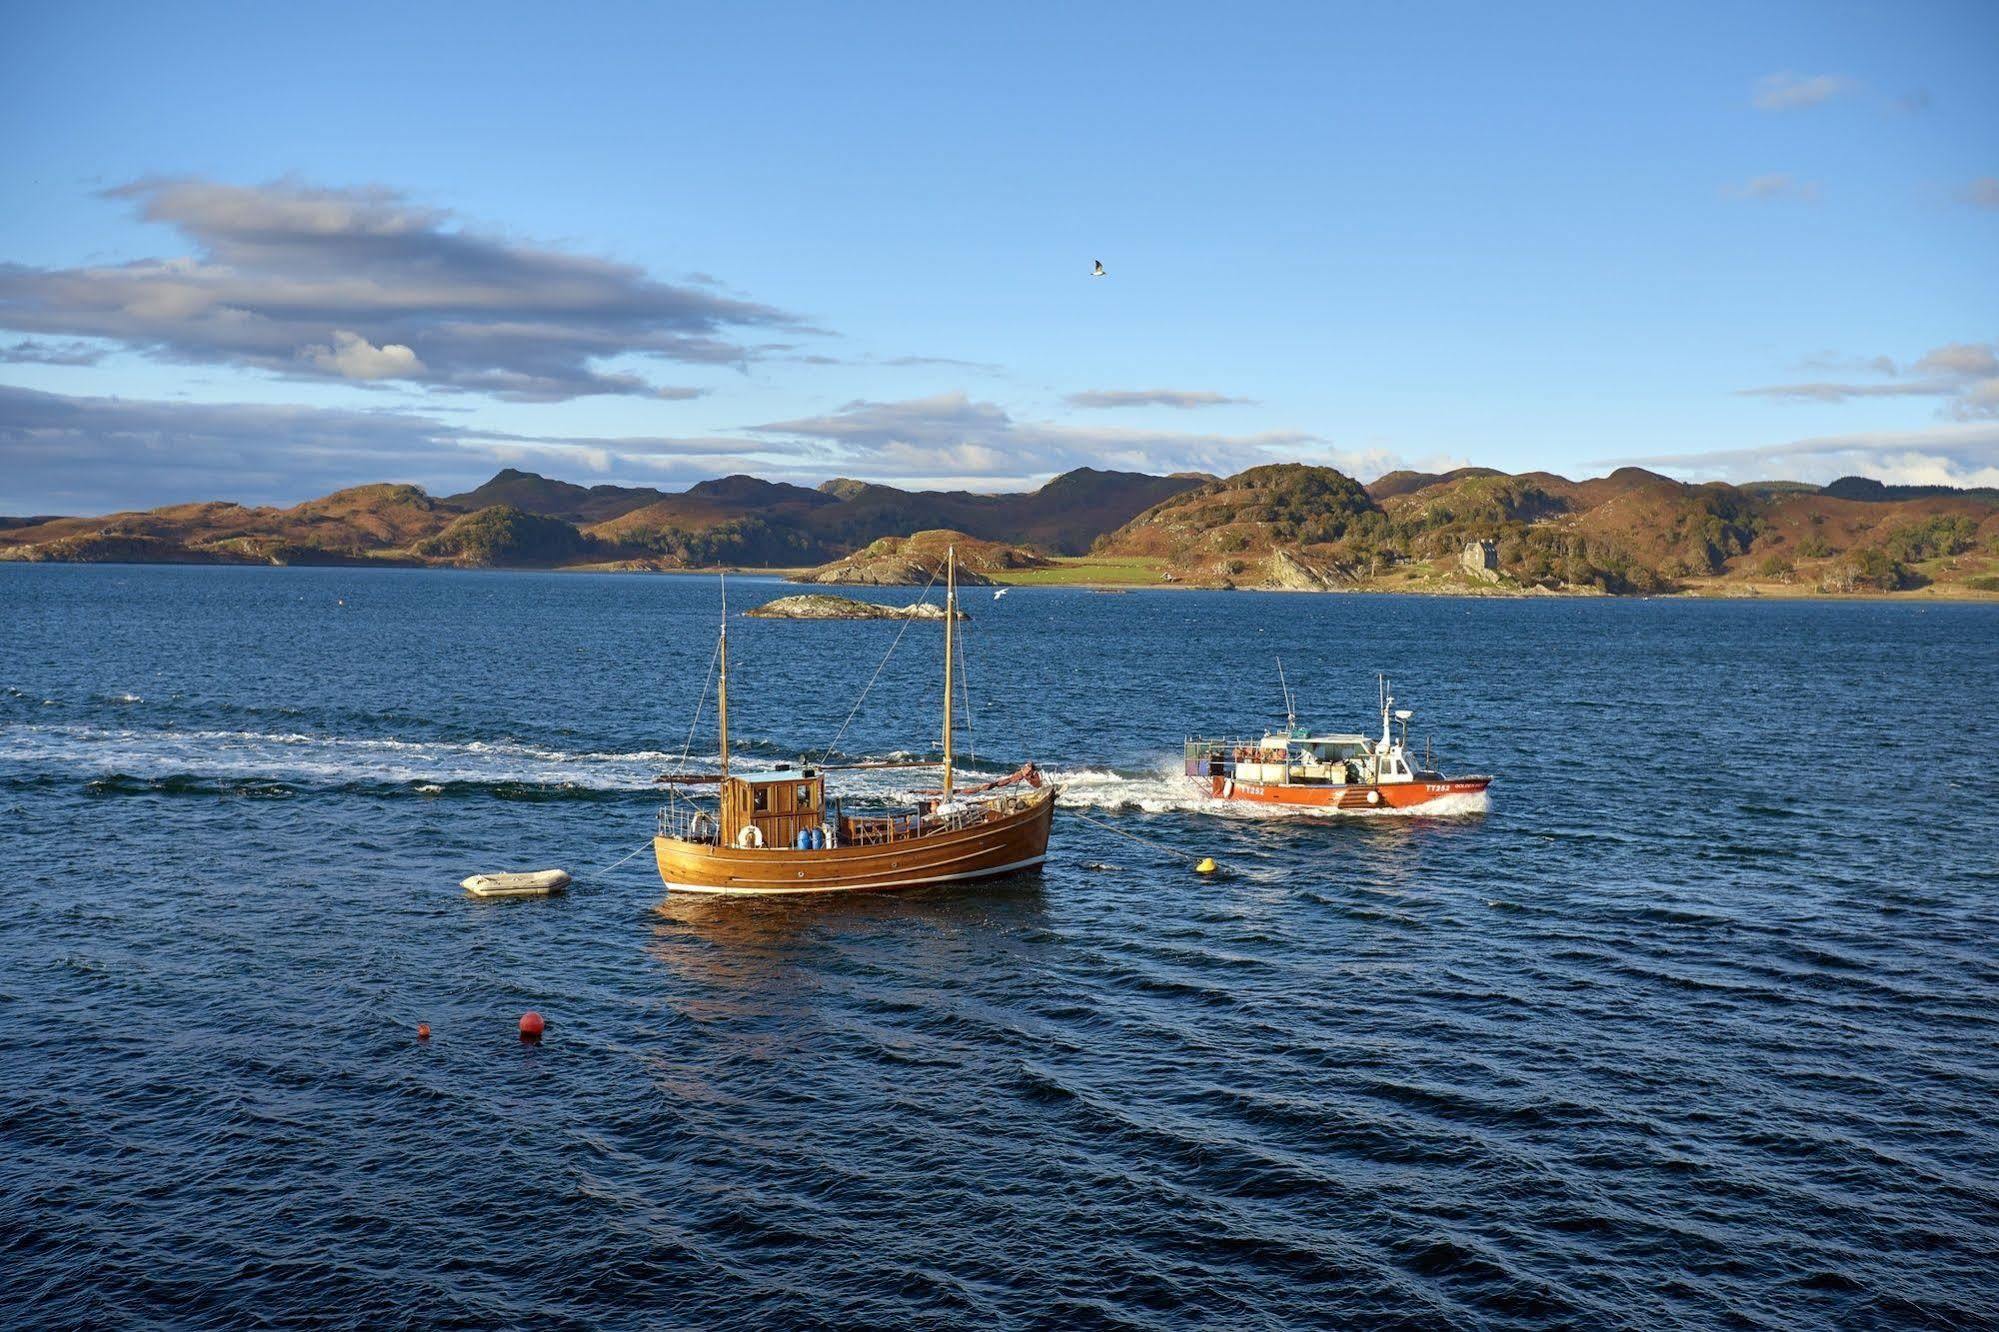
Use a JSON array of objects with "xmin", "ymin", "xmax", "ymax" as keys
[
  {"xmin": 519, "ymin": 1011, "xmax": 544, "ymax": 1041},
  {"xmin": 417, "ymin": 1022, "xmax": 431, "ymax": 1041}
]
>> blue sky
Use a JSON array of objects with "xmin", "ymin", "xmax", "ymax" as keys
[{"xmin": 2, "ymin": 0, "xmax": 1994, "ymax": 512}]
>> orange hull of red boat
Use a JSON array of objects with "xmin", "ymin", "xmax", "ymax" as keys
[{"xmin": 1204, "ymin": 775, "xmax": 1490, "ymax": 811}]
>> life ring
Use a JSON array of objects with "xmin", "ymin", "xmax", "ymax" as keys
[
  {"xmin": 1366, "ymin": 789, "xmax": 1382, "ymax": 807},
  {"xmin": 735, "ymin": 824, "xmax": 764, "ymax": 849}
]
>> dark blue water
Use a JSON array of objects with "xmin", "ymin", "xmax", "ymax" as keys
[{"xmin": 3, "ymin": 565, "xmax": 1996, "ymax": 1329}]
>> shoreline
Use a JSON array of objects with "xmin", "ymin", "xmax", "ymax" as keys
[{"xmin": 5, "ymin": 557, "xmax": 1995, "ymax": 602}]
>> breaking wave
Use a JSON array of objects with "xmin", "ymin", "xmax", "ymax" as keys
[{"xmin": 0, "ymin": 720, "xmax": 1019, "ymax": 807}]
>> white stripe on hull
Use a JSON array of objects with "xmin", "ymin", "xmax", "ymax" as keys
[{"xmin": 664, "ymin": 853, "xmax": 1048, "ymax": 896}]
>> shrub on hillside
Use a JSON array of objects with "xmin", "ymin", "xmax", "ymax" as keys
[
  {"xmin": 1818, "ymin": 546, "xmax": 1905, "ymax": 593},
  {"xmin": 1883, "ymin": 515, "xmax": 1977, "ymax": 563}
]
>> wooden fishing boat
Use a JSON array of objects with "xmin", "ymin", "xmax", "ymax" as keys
[
  {"xmin": 1185, "ymin": 674, "xmax": 1491, "ymax": 813},
  {"xmin": 652, "ymin": 550, "xmax": 1057, "ymax": 895}
]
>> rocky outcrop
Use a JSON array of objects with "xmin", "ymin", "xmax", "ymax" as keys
[
  {"xmin": 746, "ymin": 595, "xmax": 967, "ymax": 620},
  {"xmin": 1262, "ymin": 549, "xmax": 1353, "ymax": 590}
]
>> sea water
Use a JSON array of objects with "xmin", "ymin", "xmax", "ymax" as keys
[{"xmin": 2, "ymin": 565, "xmax": 1995, "ymax": 1328}]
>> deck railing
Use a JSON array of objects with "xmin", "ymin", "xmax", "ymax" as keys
[
  {"xmin": 656, "ymin": 791, "xmax": 1020, "ymax": 848},
  {"xmin": 656, "ymin": 796, "xmax": 719, "ymax": 844}
]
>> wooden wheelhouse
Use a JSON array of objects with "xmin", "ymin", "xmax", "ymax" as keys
[{"xmin": 717, "ymin": 767, "xmax": 826, "ymax": 849}]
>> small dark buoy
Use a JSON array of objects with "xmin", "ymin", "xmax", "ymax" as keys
[
  {"xmin": 417, "ymin": 1022, "xmax": 430, "ymax": 1041},
  {"xmin": 519, "ymin": 1011, "xmax": 544, "ymax": 1041}
]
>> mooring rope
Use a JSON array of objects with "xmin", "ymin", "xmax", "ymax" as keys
[
  {"xmin": 1066, "ymin": 807, "xmax": 1212, "ymax": 867},
  {"xmin": 597, "ymin": 839, "xmax": 655, "ymax": 875}
]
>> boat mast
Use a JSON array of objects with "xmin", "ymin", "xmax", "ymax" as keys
[
  {"xmin": 1378, "ymin": 673, "xmax": 1393, "ymax": 750},
  {"xmin": 1276, "ymin": 656, "xmax": 1296, "ymax": 733},
  {"xmin": 941, "ymin": 545, "xmax": 955, "ymax": 801},
  {"xmin": 717, "ymin": 572, "xmax": 730, "ymax": 780}
]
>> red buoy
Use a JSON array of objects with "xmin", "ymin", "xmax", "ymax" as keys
[
  {"xmin": 519, "ymin": 1011, "xmax": 544, "ymax": 1041},
  {"xmin": 417, "ymin": 1022, "xmax": 431, "ymax": 1041}
]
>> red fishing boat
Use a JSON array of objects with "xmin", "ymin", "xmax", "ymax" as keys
[{"xmin": 1184, "ymin": 674, "xmax": 1491, "ymax": 813}]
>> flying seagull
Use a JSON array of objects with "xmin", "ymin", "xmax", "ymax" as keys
[{"xmin": 1091, "ymin": 259, "xmax": 1106, "ymax": 277}]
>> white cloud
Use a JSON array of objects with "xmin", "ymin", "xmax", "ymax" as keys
[
  {"xmin": 299, "ymin": 330, "xmax": 425, "ymax": 380},
  {"xmin": 1740, "ymin": 380, "xmax": 1955, "ymax": 403},
  {"xmin": 1740, "ymin": 341, "xmax": 1999, "ymax": 419},
  {"xmin": 0, "ymin": 177, "xmax": 803, "ymax": 402},
  {"xmin": 1726, "ymin": 173, "xmax": 1821, "ymax": 203},
  {"xmin": 1752, "ymin": 72, "xmax": 1859, "ymax": 112},
  {"xmin": 747, "ymin": 390, "xmax": 1359, "ymax": 488},
  {"xmin": 1065, "ymin": 388, "xmax": 1254, "ymax": 410},
  {"xmin": 1959, "ymin": 177, "xmax": 1999, "ymax": 211},
  {"xmin": 0, "ymin": 338, "xmax": 105, "ymax": 366},
  {"xmin": 1, "ymin": 380, "xmax": 1434, "ymax": 514},
  {"xmin": 1913, "ymin": 343, "xmax": 1999, "ymax": 378},
  {"xmin": 1605, "ymin": 422, "xmax": 1999, "ymax": 489}
]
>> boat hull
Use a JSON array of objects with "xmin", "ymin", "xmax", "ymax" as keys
[
  {"xmin": 1201, "ymin": 774, "xmax": 1490, "ymax": 812},
  {"xmin": 655, "ymin": 787, "xmax": 1056, "ymax": 895}
]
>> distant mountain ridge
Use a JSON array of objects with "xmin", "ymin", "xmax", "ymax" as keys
[
  {"xmin": 5, "ymin": 463, "xmax": 1995, "ymax": 595},
  {"xmin": 1, "ymin": 466, "xmax": 1205, "ymax": 569}
]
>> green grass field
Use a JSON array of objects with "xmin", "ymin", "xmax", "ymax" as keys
[{"xmin": 992, "ymin": 556, "xmax": 1168, "ymax": 586}]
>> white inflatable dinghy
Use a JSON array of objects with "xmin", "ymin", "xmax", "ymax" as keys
[{"xmin": 461, "ymin": 869, "xmax": 571, "ymax": 898}]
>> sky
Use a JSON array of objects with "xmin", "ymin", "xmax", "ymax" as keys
[{"xmin": 1, "ymin": 0, "xmax": 1995, "ymax": 514}]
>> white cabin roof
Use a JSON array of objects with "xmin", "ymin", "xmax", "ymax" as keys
[{"xmin": 729, "ymin": 768, "xmax": 818, "ymax": 785}]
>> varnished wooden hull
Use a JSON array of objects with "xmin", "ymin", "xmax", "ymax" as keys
[{"xmin": 655, "ymin": 787, "xmax": 1056, "ymax": 895}]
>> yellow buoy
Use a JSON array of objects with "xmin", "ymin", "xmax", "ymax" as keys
[{"xmin": 1194, "ymin": 857, "xmax": 1217, "ymax": 875}]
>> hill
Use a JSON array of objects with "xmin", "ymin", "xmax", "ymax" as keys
[
  {"xmin": 0, "ymin": 486, "xmax": 456, "ymax": 566},
  {"xmin": 1095, "ymin": 465, "xmax": 1999, "ymax": 595},
  {"xmin": 793, "ymin": 530, "xmax": 1052, "ymax": 586},
  {"xmin": 442, "ymin": 468, "xmax": 667, "ymax": 524},
  {"xmin": 410, "ymin": 505, "xmax": 595, "ymax": 567},
  {"xmin": 0, "ymin": 465, "xmax": 1204, "ymax": 571},
  {"xmin": 1821, "ymin": 475, "xmax": 1999, "ymax": 503},
  {"xmin": 1365, "ymin": 467, "xmax": 1504, "ymax": 501},
  {"xmin": 789, "ymin": 467, "xmax": 1204, "ymax": 556},
  {"xmin": 1094, "ymin": 464, "xmax": 1389, "ymax": 586},
  {"xmin": 8, "ymin": 463, "xmax": 1996, "ymax": 597}
]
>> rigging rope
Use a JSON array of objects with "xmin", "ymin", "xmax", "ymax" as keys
[
  {"xmin": 956, "ymin": 613, "xmax": 976, "ymax": 766},
  {"xmin": 816, "ymin": 566, "xmax": 941, "ymax": 764},
  {"xmin": 676, "ymin": 633, "xmax": 722, "ymax": 773}
]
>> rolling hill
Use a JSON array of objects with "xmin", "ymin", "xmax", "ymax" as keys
[
  {"xmin": 1093, "ymin": 463, "xmax": 1999, "ymax": 594},
  {"xmin": 7, "ymin": 461, "xmax": 1995, "ymax": 595},
  {"xmin": 0, "ymin": 466, "xmax": 1206, "ymax": 572}
]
